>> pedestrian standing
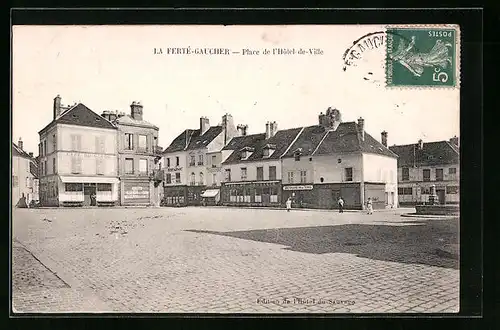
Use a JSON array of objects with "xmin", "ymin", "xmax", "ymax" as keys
[
  {"xmin": 338, "ymin": 197, "xmax": 344, "ymax": 213},
  {"xmin": 366, "ymin": 197, "xmax": 373, "ymax": 215},
  {"xmin": 286, "ymin": 197, "xmax": 292, "ymax": 212}
]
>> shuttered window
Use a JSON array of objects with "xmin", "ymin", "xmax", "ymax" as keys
[
  {"xmin": 71, "ymin": 134, "xmax": 82, "ymax": 151},
  {"xmin": 95, "ymin": 136, "xmax": 105, "ymax": 153},
  {"xmin": 139, "ymin": 159, "xmax": 148, "ymax": 174},
  {"xmin": 71, "ymin": 156, "xmax": 82, "ymax": 174},
  {"xmin": 96, "ymin": 158, "xmax": 104, "ymax": 175}
]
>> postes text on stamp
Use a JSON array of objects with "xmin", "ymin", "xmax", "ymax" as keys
[{"xmin": 386, "ymin": 27, "xmax": 458, "ymax": 87}]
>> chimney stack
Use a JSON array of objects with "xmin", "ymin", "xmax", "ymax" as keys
[
  {"xmin": 18, "ymin": 137, "xmax": 23, "ymax": 150},
  {"xmin": 221, "ymin": 113, "xmax": 237, "ymax": 145},
  {"xmin": 53, "ymin": 94, "xmax": 62, "ymax": 119},
  {"xmin": 449, "ymin": 136, "xmax": 459, "ymax": 147},
  {"xmin": 357, "ymin": 117, "xmax": 365, "ymax": 141},
  {"xmin": 237, "ymin": 124, "xmax": 248, "ymax": 136},
  {"xmin": 130, "ymin": 101, "xmax": 144, "ymax": 121},
  {"xmin": 108, "ymin": 110, "xmax": 118, "ymax": 122},
  {"xmin": 200, "ymin": 117, "xmax": 210, "ymax": 135},
  {"xmin": 265, "ymin": 121, "xmax": 278, "ymax": 139},
  {"xmin": 101, "ymin": 110, "xmax": 110, "ymax": 121},
  {"xmin": 381, "ymin": 131, "xmax": 388, "ymax": 147},
  {"xmin": 270, "ymin": 121, "xmax": 278, "ymax": 137},
  {"xmin": 418, "ymin": 139, "xmax": 424, "ymax": 150},
  {"xmin": 265, "ymin": 122, "xmax": 271, "ymax": 139},
  {"xmin": 318, "ymin": 112, "xmax": 326, "ymax": 126},
  {"xmin": 319, "ymin": 107, "xmax": 342, "ymax": 131}
]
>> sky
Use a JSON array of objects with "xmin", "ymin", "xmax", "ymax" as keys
[{"xmin": 12, "ymin": 25, "xmax": 460, "ymax": 154}]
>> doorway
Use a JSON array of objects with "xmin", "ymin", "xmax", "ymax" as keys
[
  {"xmin": 83, "ymin": 183, "xmax": 97, "ymax": 206},
  {"xmin": 436, "ymin": 189, "xmax": 446, "ymax": 205}
]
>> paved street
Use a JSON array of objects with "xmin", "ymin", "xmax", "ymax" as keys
[{"xmin": 12, "ymin": 207, "xmax": 459, "ymax": 313}]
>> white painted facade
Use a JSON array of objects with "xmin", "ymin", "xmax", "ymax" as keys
[
  {"xmin": 39, "ymin": 123, "xmax": 119, "ymax": 205},
  {"xmin": 162, "ymin": 151, "xmax": 188, "ymax": 186},
  {"xmin": 362, "ymin": 153, "xmax": 398, "ymax": 207},
  {"xmin": 12, "ymin": 154, "xmax": 37, "ymax": 207}
]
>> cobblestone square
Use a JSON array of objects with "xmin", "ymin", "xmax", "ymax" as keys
[{"xmin": 12, "ymin": 207, "xmax": 459, "ymax": 313}]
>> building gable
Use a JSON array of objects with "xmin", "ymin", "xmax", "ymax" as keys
[{"xmin": 39, "ymin": 103, "xmax": 116, "ymax": 135}]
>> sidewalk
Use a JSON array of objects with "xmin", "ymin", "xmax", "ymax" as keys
[
  {"xmin": 21, "ymin": 205, "xmax": 412, "ymax": 213},
  {"xmin": 401, "ymin": 213, "xmax": 459, "ymax": 219},
  {"xmin": 193, "ymin": 205, "xmax": 411, "ymax": 214}
]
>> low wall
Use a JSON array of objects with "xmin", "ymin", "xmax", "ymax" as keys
[{"xmin": 415, "ymin": 204, "xmax": 459, "ymax": 215}]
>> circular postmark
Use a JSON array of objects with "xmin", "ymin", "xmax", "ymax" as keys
[{"xmin": 342, "ymin": 31, "xmax": 387, "ymax": 71}]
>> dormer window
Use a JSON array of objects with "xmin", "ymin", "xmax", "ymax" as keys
[
  {"xmin": 294, "ymin": 148, "xmax": 303, "ymax": 161},
  {"xmin": 262, "ymin": 144, "xmax": 276, "ymax": 158},
  {"xmin": 240, "ymin": 146, "xmax": 255, "ymax": 160}
]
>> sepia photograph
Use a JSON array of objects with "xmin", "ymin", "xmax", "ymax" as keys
[{"xmin": 11, "ymin": 23, "xmax": 461, "ymax": 314}]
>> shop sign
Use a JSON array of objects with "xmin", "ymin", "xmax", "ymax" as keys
[
  {"xmin": 283, "ymin": 185, "xmax": 313, "ymax": 191},
  {"xmin": 65, "ymin": 152, "xmax": 108, "ymax": 158},
  {"xmin": 124, "ymin": 183, "xmax": 150, "ymax": 199},
  {"xmin": 167, "ymin": 167, "xmax": 183, "ymax": 172}
]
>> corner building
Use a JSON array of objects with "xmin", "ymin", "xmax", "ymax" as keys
[
  {"xmin": 38, "ymin": 95, "xmax": 119, "ymax": 207},
  {"xmin": 281, "ymin": 108, "xmax": 399, "ymax": 210}
]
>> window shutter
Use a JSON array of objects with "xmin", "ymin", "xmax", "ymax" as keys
[
  {"xmin": 71, "ymin": 156, "xmax": 77, "ymax": 173},
  {"xmin": 96, "ymin": 158, "xmax": 104, "ymax": 175},
  {"xmin": 71, "ymin": 135, "xmax": 76, "ymax": 150},
  {"xmin": 76, "ymin": 157, "xmax": 82, "ymax": 173},
  {"xmin": 95, "ymin": 136, "xmax": 100, "ymax": 153}
]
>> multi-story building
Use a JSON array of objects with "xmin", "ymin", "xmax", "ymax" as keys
[
  {"xmin": 281, "ymin": 108, "xmax": 398, "ymax": 210},
  {"xmin": 38, "ymin": 95, "xmax": 119, "ymax": 207},
  {"xmin": 220, "ymin": 122, "xmax": 303, "ymax": 207},
  {"xmin": 101, "ymin": 101, "xmax": 162, "ymax": 206},
  {"xmin": 162, "ymin": 114, "xmax": 238, "ymax": 206},
  {"xmin": 389, "ymin": 137, "xmax": 459, "ymax": 205},
  {"xmin": 12, "ymin": 138, "xmax": 39, "ymax": 207}
]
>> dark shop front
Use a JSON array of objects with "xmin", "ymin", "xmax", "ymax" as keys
[
  {"xmin": 221, "ymin": 180, "xmax": 282, "ymax": 207},
  {"xmin": 164, "ymin": 185, "xmax": 187, "ymax": 206},
  {"xmin": 281, "ymin": 183, "xmax": 364, "ymax": 210},
  {"xmin": 163, "ymin": 185, "xmax": 205, "ymax": 206}
]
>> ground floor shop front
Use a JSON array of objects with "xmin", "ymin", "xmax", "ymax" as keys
[
  {"xmin": 397, "ymin": 182, "xmax": 459, "ymax": 206},
  {"xmin": 220, "ymin": 181, "xmax": 282, "ymax": 207},
  {"xmin": 281, "ymin": 182, "xmax": 392, "ymax": 210},
  {"xmin": 163, "ymin": 185, "xmax": 206, "ymax": 206},
  {"xmin": 40, "ymin": 175, "xmax": 119, "ymax": 207}
]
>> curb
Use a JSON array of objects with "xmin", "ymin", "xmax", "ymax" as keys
[{"xmin": 401, "ymin": 213, "xmax": 459, "ymax": 219}]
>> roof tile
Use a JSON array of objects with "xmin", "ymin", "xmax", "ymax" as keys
[{"xmin": 389, "ymin": 141, "xmax": 459, "ymax": 167}]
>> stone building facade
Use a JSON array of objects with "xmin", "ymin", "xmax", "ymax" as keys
[
  {"xmin": 101, "ymin": 102, "xmax": 162, "ymax": 206},
  {"xmin": 389, "ymin": 137, "xmax": 459, "ymax": 205},
  {"xmin": 162, "ymin": 114, "xmax": 238, "ymax": 206},
  {"xmin": 12, "ymin": 138, "xmax": 39, "ymax": 207}
]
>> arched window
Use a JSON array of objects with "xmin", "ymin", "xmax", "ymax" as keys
[
  {"xmin": 199, "ymin": 172, "xmax": 204, "ymax": 185},
  {"xmin": 190, "ymin": 172, "xmax": 195, "ymax": 185}
]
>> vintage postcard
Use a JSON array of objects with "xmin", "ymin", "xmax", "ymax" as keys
[{"xmin": 12, "ymin": 24, "xmax": 460, "ymax": 313}]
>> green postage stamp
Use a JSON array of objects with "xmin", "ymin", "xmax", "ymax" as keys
[{"xmin": 386, "ymin": 26, "xmax": 459, "ymax": 87}]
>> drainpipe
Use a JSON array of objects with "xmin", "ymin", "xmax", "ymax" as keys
[{"xmin": 360, "ymin": 152, "xmax": 365, "ymax": 210}]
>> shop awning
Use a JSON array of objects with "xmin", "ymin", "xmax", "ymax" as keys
[
  {"xmin": 59, "ymin": 176, "xmax": 119, "ymax": 184},
  {"xmin": 201, "ymin": 189, "xmax": 220, "ymax": 198}
]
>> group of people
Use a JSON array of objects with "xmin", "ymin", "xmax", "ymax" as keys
[{"xmin": 285, "ymin": 196, "xmax": 374, "ymax": 214}]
